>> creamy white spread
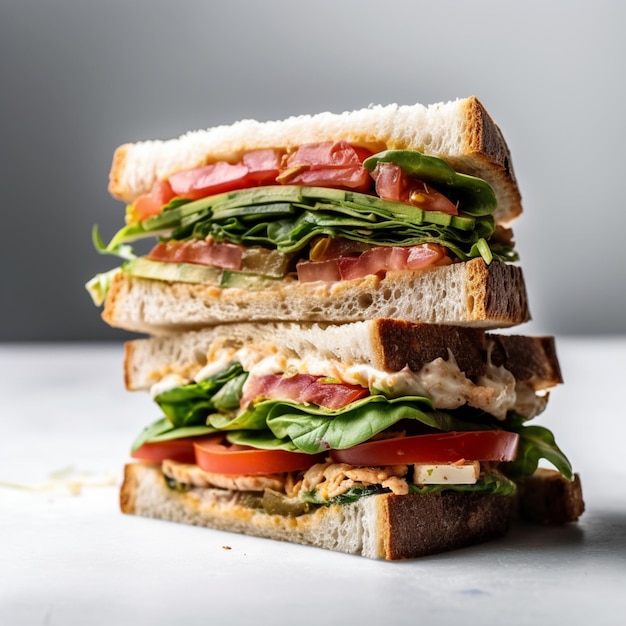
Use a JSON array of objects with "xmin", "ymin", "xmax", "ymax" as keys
[{"xmin": 151, "ymin": 344, "xmax": 547, "ymax": 420}]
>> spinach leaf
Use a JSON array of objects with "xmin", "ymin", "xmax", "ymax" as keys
[
  {"xmin": 363, "ymin": 150, "xmax": 497, "ymax": 216},
  {"xmin": 130, "ymin": 417, "xmax": 216, "ymax": 452},
  {"xmin": 96, "ymin": 150, "xmax": 516, "ymax": 268},
  {"xmin": 154, "ymin": 363, "xmax": 245, "ymax": 427},
  {"xmin": 503, "ymin": 421, "xmax": 574, "ymax": 481}
]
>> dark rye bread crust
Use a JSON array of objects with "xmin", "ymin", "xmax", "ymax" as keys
[
  {"xmin": 375, "ymin": 320, "xmax": 562, "ymax": 388},
  {"xmin": 120, "ymin": 462, "xmax": 515, "ymax": 560}
]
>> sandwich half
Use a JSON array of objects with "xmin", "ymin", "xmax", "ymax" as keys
[
  {"xmin": 120, "ymin": 319, "xmax": 583, "ymax": 559},
  {"xmin": 87, "ymin": 97, "xmax": 530, "ymax": 334}
]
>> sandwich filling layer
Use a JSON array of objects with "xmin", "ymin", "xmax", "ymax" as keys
[
  {"xmin": 151, "ymin": 344, "xmax": 547, "ymax": 421},
  {"xmin": 129, "ymin": 329, "xmax": 573, "ymax": 508},
  {"xmin": 88, "ymin": 147, "xmax": 517, "ymax": 306}
]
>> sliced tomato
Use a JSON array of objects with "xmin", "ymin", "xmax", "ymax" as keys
[
  {"xmin": 279, "ymin": 166, "xmax": 372, "ymax": 191},
  {"xmin": 370, "ymin": 160, "xmax": 405, "ymax": 201},
  {"xmin": 405, "ymin": 243, "xmax": 449, "ymax": 269},
  {"xmin": 242, "ymin": 148, "xmax": 284, "ymax": 184},
  {"xmin": 330, "ymin": 431, "xmax": 519, "ymax": 466},
  {"xmin": 132, "ymin": 438, "xmax": 197, "ymax": 464},
  {"xmin": 277, "ymin": 141, "xmax": 373, "ymax": 192},
  {"xmin": 194, "ymin": 436, "xmax": 323, "ymax": 475},
  {"xmin": 169, "ymin": 161, "xmax": 251, "ymax": 200},
  {"xmin": 371, "ymin": 162, "xmax": 458, "ymax": 215},
  {"xmin": 296, "ymin": 243, "xmax": 448, "ymax": 283},
  {"xmin": 130, "ymin": 180, "xmax": 176, "ymax": 223},
  {"xmin": 285, "ymin": 141, "xmax": 372, "ymax": 167},
  {"xmin": 240, "ymin": 373, "xmax": 369, "ymax": 410},
  {"xmin": 148, "ymin": 238, "xmax": 243, "ymax": 270}
]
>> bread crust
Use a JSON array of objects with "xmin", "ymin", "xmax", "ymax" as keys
[
  {"xmin": 516, "ymin": 468, "xmax": 585, "ymax": 524},
  {"xmin": 374, "ymin": 319, "xmax": 562, "ymax": 386},
  {"xmin": 120, "ymin": 462, "xmax": 515, "ymax": 560},
  {"xmin": 103, "ymin": 259, "xmax": 530, "ymax": 335},
  {"xmin": 108, "ymin": 97, "xmax": 521, "ymax": 224}
]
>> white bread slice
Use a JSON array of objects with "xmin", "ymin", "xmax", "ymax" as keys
[
  {"xmin": 123, "ymin": 318, "xmax": 562, "ymax": 394},
  {"xmin": 103, "ymin": 258, "xmax": 530, "ymax": 335},
  {"xmin": 109, "ymin": 96, "xmax": 521, "ymax": 225},
  {"xmin": 120, "ymin": 462, "xmax": 515, "ymax": 559},
  {"xmin": 120, "ymin": 463, "xmax": 583, "ymax": 559}
]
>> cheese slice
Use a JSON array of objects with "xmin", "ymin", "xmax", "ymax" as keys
[{"xmin": 413, "ymin": 461, "xmax": 480, "ymax": 485}]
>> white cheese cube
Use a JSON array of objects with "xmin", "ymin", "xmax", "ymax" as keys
[{"xmin": 413, "ymin": 461, "xmax": 480, "ymax": 485}]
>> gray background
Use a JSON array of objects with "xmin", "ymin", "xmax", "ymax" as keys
[{"xmin": 1, "ymin": 0, "xmax": 624, "ymax": 341}]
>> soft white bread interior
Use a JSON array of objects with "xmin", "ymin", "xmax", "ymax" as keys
[
  {"xmin": 109, "ymin": 96, "xmax": 521, "ymax": 225},
  {"xmin": 123, "ymin": 318, "xmax": 562, "ymax": 394},
  {"xmin": 120, "ymin": 463, "xmax": 584, "ymax": 560},
  {"xmin": 120, "ymin": 462, "xmax": 515, "ymax": 560},
  {"xmin": 103, "ymin": 258, "xmax": 530, "ymax": 335}
]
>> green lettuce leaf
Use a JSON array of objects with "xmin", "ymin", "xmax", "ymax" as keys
[
  {"xmin": 133, "ymin": 365, "xmax": 573, "ymax": 482},
  {"xmin": 259, "ymin": 395, "xmax": 481, "ymax": 453},
  {"xmin": 96, "ymin": 155, "xmax": 515, "ymax": 267},
  {"xmin": 130, "ymin": 417, "xmax": 216, "ymax": 452},
  {"xmin": 503, "ymin": 421, "xmax": 574, "ymax": 481},
  {"xmin": 154, "ymin": 363, "xmax": 245, "ymax": 427}
]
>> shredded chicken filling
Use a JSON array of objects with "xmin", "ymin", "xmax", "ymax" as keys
[{"xmin": 163, "ymin": 458, "xmax": 414, "ymax": 502}]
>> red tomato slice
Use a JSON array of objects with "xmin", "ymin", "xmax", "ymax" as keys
[
  {"xmin": 131, "ymin": 180, "xmax": 176, "ymax": 223},
  {"xmin": 242, "ymin": 148, "xmax": 284, "ymax": 184},
  {"xmin": 132, "ymin": 438, "xmax": 197, "ymax": 464},
  {"xmin": 296, "ymin": 244, "xmax": 448, "ymax": 283},
  {"xmin": 330, "ymin": 431, "xmax": 519, "ymax": 466},
  {"xmin": 241, "ymin": 373, "xmax": 368, "ymax": 410},
  {"xmin": 405, "ymin": 243, "xmax": 448, "ymax": 269},
  {"xmin": 285, "ymin": 141, "xmax": 372, "ymax": 167},
  {"xmin": 371, "ymin": 162, "xmax": 459, "ymax": 215},
  {"xmin": 370, "ymin": 161, "xmax": 405, "ymax": 201},
  {"xmin": 277, "ymin": 141, "xmax": 373, "ymax": 192},
  {"xmin": 279, "ymin": 166, "xmax": 372, "ymax": 191},
  {"xmin": 148, "ymin": 238, "xmax": 243, "ymax": 270},
  {"xmin": 169, "ymin": 161, "xmax": 251, "ymax": 200},
  {"xmin": 194, "ymin": 436, "xmax": 324, "ymax": 475}
]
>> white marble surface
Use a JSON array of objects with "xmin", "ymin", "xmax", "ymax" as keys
[{"xmin": 1, "ymin": 338, "xmax": 625, "ymax": 626}]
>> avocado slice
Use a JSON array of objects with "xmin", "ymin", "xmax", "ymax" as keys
[
  {"xmin": 124, "ymin": 257, "xmax": 282, "ymax": 291},
  {"xmin": 125, "ymin": 257, "xmax": 222, "ymax": 284}
]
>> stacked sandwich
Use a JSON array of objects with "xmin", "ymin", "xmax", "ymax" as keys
[{"xmin": 88, "ymin": 96, "xmax": 584, "ymax": 559}]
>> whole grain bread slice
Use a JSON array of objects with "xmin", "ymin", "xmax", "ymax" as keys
[
  {"xmin": 120, "ymin": 463, "xmax": 583, "ymax": 559},
  {"xmin": 103, "ymin": 258, "xmax": 530, "ymax": 335},
  {"xmin": 120, "ymin": 462, "xmax": 516, "ymax": 560}
]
